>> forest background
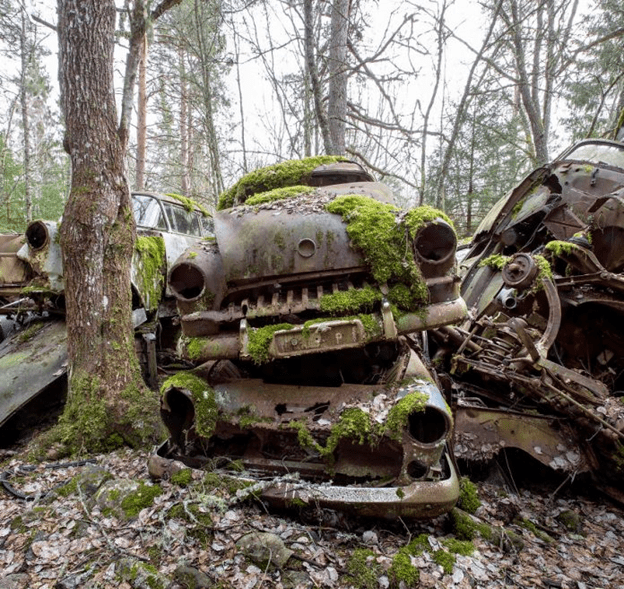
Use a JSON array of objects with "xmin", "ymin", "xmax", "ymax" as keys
[{"xmin": 1, "ymin": 0, "xmax": 623, "ymax": 240}]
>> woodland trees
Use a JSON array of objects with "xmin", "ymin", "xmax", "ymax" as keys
[{"xmin": 1, "ymin": 0, "xmax": 623, "ymax": 448}]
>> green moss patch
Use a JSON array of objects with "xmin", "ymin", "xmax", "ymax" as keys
[
  {"xmin": 346, "ymin": 548, "xmax": 382, "ymax": 589},
  {"xmin": 545, "ymin": 240, "xmax": 580, "ymax": 256},
  {"xmin": 457, "ymin": 477, "xmax": 481, "ymax": 514},
  {"xmin": 134, "ymin": 235, "xmax": 166, "ymax": 311},
  {"xmin": 319, "ymin": 286, "xmax": 382, "ymax": 315},
  {"xmin": 326, "ymin": 196, "xmax": 439, "ymax": 310},
  {"xmin": 160, "ymin": 372, "xmax": 218, "ymax": 438},
  {"xmin": 166, "ymin": 193, "xmax": 211, "ymax": 217},
  {"xmin": 218, "ymin": 155, "xmax": 349, "ymax": 210},
  {"xmin": 121, "ymin": 481, "xmax": 162, "ymax": 518},
  {"xmin": 245, "ymin": 185, "xmax": 313, "ymax": 206},
  {"xmin": 247, "ymin": 323, "xmax": 295, "ymax": 364},
  {"xmin": 479, "ymin": 254, "xmax": 510, "ymax": 270},
  {"xmin": 383, "ymin": 391, "xmax": 428, "ymax": 441}
]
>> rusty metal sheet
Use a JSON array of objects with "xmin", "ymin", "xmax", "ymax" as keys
[
  {"xmin": 214, "ymin": 208, "xmax": 363, "ymax": 283},
  {"xmin": 0, "ymin": 319, "xmax": 67, "ymax": 428},
  {"xmin": 454, "ymin": 406, "xmax": 589, "ymax": 473}
]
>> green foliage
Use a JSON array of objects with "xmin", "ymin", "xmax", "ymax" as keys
[{"xmin": 0, "ymin": 136, "xmax": 67, "ymax": 232}]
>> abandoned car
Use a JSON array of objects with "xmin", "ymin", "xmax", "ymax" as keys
[
  {"xmin": 0, "ymin": 191, "xmax": 214, "ymax": 430},
  {"xmin": 429, "ymin": 139, "xmax": 624, "ymax": 502},
  {"xmin": 154, "ymin": 157, "xmax": 467, "ymax": 518}
]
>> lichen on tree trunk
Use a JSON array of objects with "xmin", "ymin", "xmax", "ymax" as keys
[{"xmin": 53, "ymin": 0, "xmax": 162, "ymax": 454}]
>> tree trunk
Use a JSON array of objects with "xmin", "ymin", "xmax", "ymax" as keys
[
  {"xmin": 304, "ymin": 0, "xmax": 332, "ymax": 154},
  {"xmin": 179, "ymin": 46, "xmax": 190, "ymax": 195},
  {"xmin": 56, "ymin": 0, "xmax": 160, "ymax": 453},
  {"xmin": 20, "ymin": 10, "xmax": 33, "ymax": 224},
  {"xmin": 136, "ymin": 32, "xmax": 148, "ymax": 191},
  {"xmin": 327, "ymin": 0, "xmax": 350, "ymax": 155}
]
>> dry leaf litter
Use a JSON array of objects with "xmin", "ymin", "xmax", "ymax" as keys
[{"xmin": 0, "ymin": 445, "xmax": 623, "ymax": 589}]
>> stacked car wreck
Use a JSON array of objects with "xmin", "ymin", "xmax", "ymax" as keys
[
  {"xmin": 431, "ymin": 139, "xmax": 624, "ymax": 502},
  {"xmin": 156, "ymin": 157, "xmax": 466, "ymax": 518}
]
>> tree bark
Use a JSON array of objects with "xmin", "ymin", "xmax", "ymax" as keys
[
  {"xmin": 56, "ymin": 0, "xmax": 161, "ymax": 452},
  {"xmin": 304, "ymin": 0, "xmax": 332, "ymax": 154},
  {"xmin": 136, "ymin": 32, "xmax": 148, "ymax": 191},
  {"xmin": 20, "ymin": 9, "xmax": 33, "ymax": 223},
  {"xmin": 327, "ymin": 0, "xmax": 350, "ymax": 155}
]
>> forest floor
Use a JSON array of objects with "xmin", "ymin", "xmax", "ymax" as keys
[{"xmin": 0, "ymin": 434, "xmax": 623, "ymax": 589}]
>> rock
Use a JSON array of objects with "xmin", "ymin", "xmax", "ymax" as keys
[
  {"xmin": 147, "ymin": 455, "xmax": 187, "ymax": 481},
  {"xmin": 236, "ymin": 531, "xmax": 294, "ymax": 569},
  {"xmin": 116, "ymin": 557, "xmax": 170, "ymax": 589},
  {"xmin": 174, "ymin": 565, "xmax": 212, "ymax": 588},
  {"xmin": 0, "ymin": 574, "xmax": 30, "ymax": 589}
]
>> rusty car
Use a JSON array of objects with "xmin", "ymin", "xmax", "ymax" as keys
[
  {"xmin": 429, "ymin": 138, "xmax": 624, "ymax": 503},
  {"xmin": 152, "ymin": 156, "xmax": 467, "ymax": 518},
  {"xmin": 0, "ymin": 191, "xmax": 214, "ymax": 434}
]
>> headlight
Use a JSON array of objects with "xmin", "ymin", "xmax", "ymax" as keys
[
  {"xmin": 25, "ymin": 220, "xmax": 50, "ymax": 251},
  {"xmin": 412, "ymin": 219, "xmax": 457, "ymax": 277}
]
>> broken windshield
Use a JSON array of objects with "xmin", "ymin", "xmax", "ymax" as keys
[{"xmin": 559, "ymin": 141, "xmax": 624, "ymax": 168}]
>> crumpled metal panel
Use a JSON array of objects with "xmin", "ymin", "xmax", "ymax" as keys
[{"xmin": 0, "ymin": 319, "xmax": 67, "ymax": 428}]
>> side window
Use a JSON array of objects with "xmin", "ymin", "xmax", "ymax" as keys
[
  {"xmin": 163, "ymin": 203, "xmax": 202, "ymax": 236},
  {"xmin": 199, "ymin": 214, "xmax": 214, "ymax": 235},
  {"xmin": 132, "ymin": 194, "xmax": 168, "ymax": 230}
]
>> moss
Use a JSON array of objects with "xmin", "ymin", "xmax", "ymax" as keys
[
  {"xmin": 326, "ymin": 196, "xmax": 433, "ymax": 309},
  {"xmin": 186, "ymin": 336, "xmax": 206, "ymax": 361},
  {"xmin": 247, "ymin": 323, "xmax": 295, "ymax": 364},
  {"xmin": 404, "ymin": 205, "xmax": 454, "ymax": 237},
  {"xmin": 534, "ymin": 254, "xmax": 553, "ymax": 281},
  {"xmin": 346, "ymin": 548, "xmax": 381, "ymax": 589},
  {"xmin": 16, "ymin": 321, "xmax": 45, "ymax": 343},
  {"xmin": 170, "ymin": 468, "xmax": 193, "ymax": 487},
  {"xmin": 134, "ymin": 235, "xmax": 166, "ymax": 311},
  {"xmin": 160, "ymin": 372, "xmax": 218, "ymax": 438},
  {"xmin": 245, "ymin": 185, "xmax": 312, "ymax": 206},
  {"xmin": 324, "ymin": 407, "xmax": 374, "ymax": 456},
  {"xmin": 545, "ymin": 240, "xmax": 580, "ymax": 256},
  {"xmin": 388, "ymin": 550, "xmax": 420, "ymax": 587},
  {"xmin": 433, "ymin": 549, "xmax": 455, "ymax": 574},
  {"xmin": 441, "ymin": 537, "xmax": 474, "ymax": 556},
  {"xmin": 167, "ymin": 502, "xmax": 213, "ymax": 527},
  {"xmin": 166, "ymin": 192, "xmax": 211, "ymax": 217},
  {"xmin": 217, "ymin": 155, "xmax": 349, "ymax": 210},
  {"xmin": 388, "ymin": 535, "xmax": 429, "ymax": 588},
  {"xmin": 319, "ymin": 286, "xmax": 382, "ymax": 315},
  {"xmin": 479, "ymin": 254, "xmax": 510, "ymax": 270},
  {"xmin": 457, "ymin": 477, "xmax": 481, "ymax": 514},
  {"xmin": 556, "ymin": 509, "xmax": 582, "ymax": 532},
  {"xmin": 518, "ymin": 517, "xmax": 554, "ymax": 543},
  {"xmin": 383, "ymin": 391, "xmax": 428, "ymax": 441},
  {"xmin": 120, "ymin": 481, "xmax": 162, "ymax": 518}
]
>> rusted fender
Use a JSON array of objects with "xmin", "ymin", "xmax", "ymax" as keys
[{"xmin": 0, "ymin": 318, "xmax": 67, "ymax": 428}]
